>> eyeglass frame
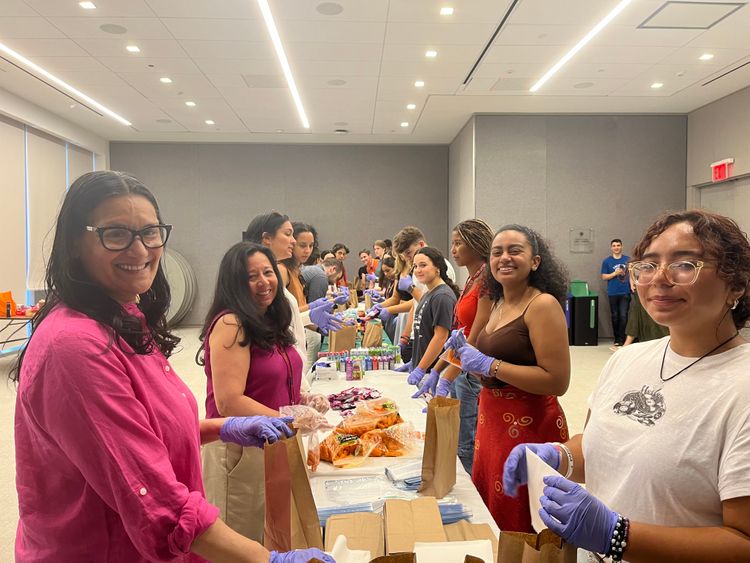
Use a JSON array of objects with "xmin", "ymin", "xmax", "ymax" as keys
[
  {"xmin": 85, "ymin": 224, "xmax": 173, "ymax": 251},
  {"xmin": 628, "ymin": 259, "xmax": 707, "ymax": 286}
]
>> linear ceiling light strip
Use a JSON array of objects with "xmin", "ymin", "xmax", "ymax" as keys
[
  {"xmin": 463, "ymin": 0, "xmax": 521, "ymax": 85},
  {"xmin": 0, "ymin": 41, "xmax": 131, "ymax": 126},
  {"xmin": 529, "ymin": 0, "xmax": 633, "ymax": 92},
  {"xmin": 257, "ymin": 0, "xmax": 310, "ymax": 129}
]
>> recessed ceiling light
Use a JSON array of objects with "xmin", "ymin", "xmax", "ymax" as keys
[
  {"xmin": 650, "ymin": 82, "xmax": 664, "ymax": 89},
  {"xmin": 0, "ymin": 40, "xmax": 130, "ymax": 125},
  {"xmin": 406, "ymin": 103, "xmax": 416, "ymax": 110},
  {"xmin": 126, "ymin": 45, "xmax": 140, "ymax": 53},
  {"xmin": 276, "ymin": 128, "xmax": 284, "ymax": 133},
  {"xmin": 425, "ymin": 50, "xmax": 437, "ymax": 58},
  {"xmin": 414, "ymin": 80, "xmax": 425, "ymax": 88},
  {"xmin": 160, "ymin": 77, "xmax": 172, "ymax": 84},
  {"xmin": 440, "ymin": 7, "xmax": 454, "ymax": 16},
  {"xmin": 316, "ymin": 2, "xmax": 343, "ymax": 15},
  {"xmin": 530, "ymin": 0, "xmax": 632, "ymax": 92},
  {"xmin": 79, "ymin": 1, "xmax": 96, "ymax": 9},
  {"xmin": 185, "ymin": 101, "xmax": 196, "ymax": 107},
  {"xmin": 205, "ymin": 120, "xmax": 215, "ymax": 125},
  {"xmin": 334, "ymin": 128, "xmax": 349, "ymax": 135},
  {"xmin": 699, "ymin": 53, "xmax": 714, "ymax": 61},
  {"xmin": 99, "ymin": 23, "xmax": 127, "ymax": 34},
  {"xmin": 400, "ymin": 122, "xmax": 409, "ymax": 127}
]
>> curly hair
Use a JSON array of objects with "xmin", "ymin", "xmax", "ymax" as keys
[
  {"xmin": 487, "ymin": 224, "xmax": 569, "ymax": 305},
  {"xmin": 632, "ymin": 209, "xmax": 750, "ymax": 329}
]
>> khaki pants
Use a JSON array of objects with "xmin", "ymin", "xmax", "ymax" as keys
[{"xmin": 202, "ymin": 440, "xmax": 265, "ymax": 542}]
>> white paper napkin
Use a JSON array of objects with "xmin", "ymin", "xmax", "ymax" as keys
[
  {"xmin": 526, "ymin": 446, "xmax": 563, "ymax": 533},
  {"xmin": 413, "ymin": 539, "xmax": 494, "ymax": 563}
]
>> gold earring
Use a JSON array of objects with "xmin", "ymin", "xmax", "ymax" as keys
[{"xmin": 732, "ymin": 298, "xmax": 739, "ymax": 310}]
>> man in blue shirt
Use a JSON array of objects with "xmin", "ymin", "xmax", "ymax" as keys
[{"xmin": 601, "ymin": 238, "xmax": 631, "ymax": 347}]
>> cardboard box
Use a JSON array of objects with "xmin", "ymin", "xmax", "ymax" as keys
[
  {"xmin": 444, "ymin": 521, "xmax": 498, "ymax": 562},
  {"xmin": 324, "ymin": 512, "xmax": 384, "ymax": 558},
  {"xmin": 383, "ymin": 498, "xmax": 446, "ymax": 555}
]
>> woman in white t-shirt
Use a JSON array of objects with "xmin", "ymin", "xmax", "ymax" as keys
[{"xmin": 502, "ymin": 209, "xmax": 750, "ymax": 562}]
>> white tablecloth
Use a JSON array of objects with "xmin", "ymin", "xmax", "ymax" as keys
[{"xmin": 309, "ymin": 369, "xmax": 500, "ymax": 536}]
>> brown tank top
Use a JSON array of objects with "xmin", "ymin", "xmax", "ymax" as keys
[{"xmin": 475, "ymin": 295, "xmax": 540, "ymax": 389}]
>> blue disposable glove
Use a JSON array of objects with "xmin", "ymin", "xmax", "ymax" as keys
[
  {"xmin": 333, "ymin": 286, "xmax": 350, "ymax": 305},
  {"xmin": 407, "ymin": 366, "xmax": 426, "ymax": 386},
  {"xmin": 502, "ymin": 442, "xmax": 560, "ymax": 497},
  {"xmin": 308, "ymin": 297, "xmax": 331, "ymax": 310},
  {"xmin": 310, "ymin": 304, "xmax": 344, "ymax": 335},
  {"xmin": 455, "ymin": 343, "xmax": 495, "ymax": 377},
  {"xmin": 269, "ymin": 548, "xmax": 335, "ymax": 563},
  {"xmin": 539, "ymin": 475, "xmax": 618, "ymax": 554},
  {"xmin": 397, "ymin": 274, "xmax": 414, "ymax": 293},
  {"xmin": 366, "ymin": 273, "xmax": 377, "ymax": 282},
  {"xmin": 411, "ymin": 368, "xmax": 439, "ymax": 398},
  {"xmin": 444, "ymin": 328, "xmax": 467, "ymax": 351},
  {"xmin": 394, "ymin": 360, "xmax": 412, "ymax": 373},
  {"xmin": 378, "ymin": 306, "xmax": 393, "ymax": 323},
  {"xmin": 435, "ymin": 376, "xmax": 452, "ymax": 397},
  {"xmin": 219, "ymin": 416, "xmax": 294, "ymax": 448}
]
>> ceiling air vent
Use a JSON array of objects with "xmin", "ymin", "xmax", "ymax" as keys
[{"xmin": 639, "ymin": 1, "xmax": 745, "ymax": 30}]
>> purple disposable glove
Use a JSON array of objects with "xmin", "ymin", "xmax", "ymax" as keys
[
  {"xmin": 444, "ymin": 328, "xmax": 467, "ymax": 351},
  {"xmin": 435, "ymin": 376, "xmax": 452, "ymax": 397},
  {"xmin": 502, "ymin": 442, "xmax": 560, "ymax": 497},
  {"xmin": 539, "ymin": 475, "xmax": 618, "ymax": 554},
  {"xmin": 219, "ymin": 416, "xmax": 294, "ymax": 448},
  {"xmin": 397, "ymin": 274, "xmax": 414, "ymax": 293},
  {"xmin": 411, "ymin": 368, "xmax": 439, "ymax": 398},
  {"xmin": 333, "ymin": 286, "xmax": 350, "ymax": 305},
  {"xmin": 378, "ymin": 306, "xmax": 393, "ymax": 323},
  {"xmin": 270, "ymin": 548, "xmax": 335, "ymax": 563},
  {"xmin": 407, "ymin": 366, "xmax": 426, "ymax": 385},
  {"xmin": 365, "ymin": 289, "xmax": 385, "ymax": 303},
  {"xmin": 308, "ymin": 297, "xmax": 331, "ymax": 310},
  {"xmin": 394, "ymin": 360, "xmax": 412, "ymax": 373},
  {"xmin": 310, "ymin": 303, "xmax": 344, "ymax": 335},
  {"xmin": 365, "ymin": 303, "xmax": 381, "ymax": 318},
  {"xmin": 366, "ymin": 273, "xmax": 377, "ymax": 282},
  {"xmin": 455, "ymin": 343, "xmax": 495, "ymax": 377}
]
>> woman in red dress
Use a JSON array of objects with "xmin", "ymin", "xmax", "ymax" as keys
[{"xmin": 446, "ymin": 224, "xmax": 570, "ymax": 532}]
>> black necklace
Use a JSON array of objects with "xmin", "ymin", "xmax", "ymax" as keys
[{"xmin": 659, "ymin": 332, "xmax": 739, "ymax": 382}]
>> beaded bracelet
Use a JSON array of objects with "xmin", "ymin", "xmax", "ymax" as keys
[
  {"xmin": 491, "ymin": 359, "xmax": 502, "ymax": 378},
  {"xmin": 553, "ymin": 442, "xmax": 574, "ymax": 479},
  {"xmin": 606, "ymin": 514, "xmax": 630, "ymax": 562}
]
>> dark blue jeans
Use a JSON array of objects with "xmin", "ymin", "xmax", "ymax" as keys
[
  {"xmin": 609, "ymin": 293, "xmax": 631, "ymax": 345},
  {"xmin": 451, "ymin": 371, "xmax": 482, "ymax": 475}
]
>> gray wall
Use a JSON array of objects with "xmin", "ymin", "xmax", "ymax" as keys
[
  {"xmin": 110, "ymin": 143, "xmax": 448, "ymax": 325},
  {"xmin": 448, "ymin": 118, "xmax": 476, "ymax": 287},
  {"xmin": 470, "ymin": 114, "xmax": 687, "ymax": 338}
]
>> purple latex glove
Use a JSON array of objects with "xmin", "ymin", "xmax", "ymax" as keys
[
  {"xmin": 397, "ymin": 274, "xmax": 414, "ymax": 293},
  {"xmin": 411, "ymin": 368, "xmax": 439, "ymax": 398},
  {"xmin": 270, "ymin": 548, "xmax": 335, "ymax": 563},
  {"xmin": 378, "ymin": 306, "xmax": 393, "ymax": 323},
  {"xmin": 444, "ymin": 328, "xmax": 467, "ymax": 351},
  {"xmin": 310, "ymin": 303, "xmax": 344, "ymax": 335},
  {"xmin": 365, "ymin": 303, "xmax": 381, "ymax": 318},
  {"xmin": 308, "ymin": 297, "xmax": 331, "ymax": 310},
  {"xmin": 539, "ymin": 475, "xmax": 618, "ymax": 554},
  {"xmin": 366, "ymin": 273, "xmax": 377, "ymax": 282},
  {"xmin": 502, "ymin": 442, "xmax": 560, "ymax": 497},
  {"xmin": 219, "ymin": 416, "xmax": 294, "ymax": 448},
  {"xmin": 394, "ymin": 360, "xmax": 412, "ymax": 373},
  {"xmin": 365, "ymin": 289, "xmax": 384, "ymax": 303},
  {"xmin": 407, "ymin": 366, "xmax": 426, "ymax": 386},
  {"xmin": 333, "ymin": 286, "xmax": 350, "ymax": 305},
  {"xmin": 455, "ymin": 343, "xmax": 495, "ymax": 377},
  {"xmin": 435, "ymin": 376, "xmax": 452, "ymax": 397}
]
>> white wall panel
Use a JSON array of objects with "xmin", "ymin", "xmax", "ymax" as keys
[
  {"xmin": 68, "ymin": 144, "xmax": 94, "ymax": 185},
  {"xmin": 0, "ymin": 115, "xmax": 27, "ymax": 306}
]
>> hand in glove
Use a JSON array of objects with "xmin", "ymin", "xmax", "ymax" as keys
[
  {"xmin": 502, "ymin": 442, "xmax": 560, "ymax": 497},
  {"xmin": 397, "ymin": 274, "xmax": 414, "ymax": 293},
  {"xmin": 333, "ymin": 286, "xmax": 350, "ymax": 305},
  {"xmin": 407, "ymin": 366, "xmax": 426, "ymax": 386},
  {"xmin": 308, "ymin": 297, "xmax": 331, "ymax": 310},
  {"xmin": 299, "ymin": 392, "xmax": 330, "ymax": 414},
  {"xmin": 444, "ymin": 328, "xmax": 467, "ymax": 351},
  {"xmin": 365, "ymin": 289, "xmax": 384, "ymax": 303},
  {"xmin": 269, "ymin": 548, "xmax": 335, "ymax": 563},
  {"xmin": 435, "ymin": 377, "xmax": 452, "ymax": 397},
  {"xmin": 219, "ymin": 416, "xmax": 294, "ymax": 448},
  {"xmin": 365, "ymin": 273, "xmax": 377, "ymax": 282},
  {"xmin": 539, "ymin": 475, "xmax": 619, "ymax": 554},
  {"xmin": 378, "ymin": 306, "xmax": 393, "ymax": 323},
  {"xmin": 310, "ymin": 304, "xmax": 344, "ymax": 335},
  {"xmin": 411, "ymin": 368, "xmax": 439, "ymax": 398},
  {"xmin": 455, "ymin": 343, "xmax": 495, "ymax": 377},
  {"xmin": 394, "ymin": 360, "xmax": 412, "ymax": 373}
]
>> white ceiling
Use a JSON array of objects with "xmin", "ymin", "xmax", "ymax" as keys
[{"xmin": 1, "ymin": 0, "xmax": 749, "ymax": 144}]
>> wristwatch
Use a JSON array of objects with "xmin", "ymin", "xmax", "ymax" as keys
[{"xmin": 408, "ymin": 284, "xmax": 415, "ymax": 293}]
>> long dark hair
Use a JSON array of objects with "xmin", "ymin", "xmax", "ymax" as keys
[
  {"xmin": 283, "ymin": 221, "xmax": 318, "ymax": 271},
  {"xmin": 242, "ymin": 211, "xmax": 290, "ymax": 244},
  {"xmin": 415, "ymin": 247, "xmax": 460, "ymax": 298},
  {"xmin": 197, "ymin": 242, "xmax": 294, "ymax": 364},
  {"xmin": 10, "ymin": 171, "xmax": 179, "ymax": 383},
  {"xmin": 378, "ymin": 254, "xmax": 396, "ymax": 290},
  {"xmin": 487, "ymin": 224, "xmax": 569, "ymax": 305}
]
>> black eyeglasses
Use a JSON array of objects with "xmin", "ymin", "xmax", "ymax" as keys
[{"xmin": 85, "ymin": 224, "xmax": 172, "ymax": 251}]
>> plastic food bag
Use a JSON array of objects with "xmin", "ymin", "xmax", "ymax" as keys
[
  {"xmin": 280, "ymin": 404, "xmax": 334, "ymax": 472},
  {"xmin": 336, "ymin": 398, "xmax": 403, "ymax": 436},
  {"xmin": 319, "ymin": 432, "xmax": 380, "ymax": 468},
  {"xmin": 360, "ymin": 422, "xmax": 417, "ymax": 458}
]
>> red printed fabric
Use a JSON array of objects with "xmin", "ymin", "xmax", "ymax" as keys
[{"xmin": 471, "ymin": 386, "xmax": 568, "ymax": 532}]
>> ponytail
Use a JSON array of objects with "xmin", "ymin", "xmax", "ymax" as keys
[{"xmin": 415, "ymin": 247, "xmax": 460, "ymax": 298}]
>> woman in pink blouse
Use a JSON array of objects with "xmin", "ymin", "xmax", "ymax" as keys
[{"xmin": 11, "ymin": 171, "xmax": 333, "ymax": 563}]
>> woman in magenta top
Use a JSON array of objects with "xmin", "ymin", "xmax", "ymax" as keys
[{"xmin": 11, "ymin": 171, "xmax": 332, "ymax": 563}]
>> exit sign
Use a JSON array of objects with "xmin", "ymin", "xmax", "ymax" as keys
[{"xmin": 711, "ymin": 158, "xmax": 734, "ymax": 182}]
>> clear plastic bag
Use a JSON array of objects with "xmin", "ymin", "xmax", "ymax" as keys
[
  {"xmin": 336, "ymin": 397, "xmax": 403, "ymax": 436},
  {"xmin": 279, "ymin": 404, "xmax": 334, "ymax": 472}
]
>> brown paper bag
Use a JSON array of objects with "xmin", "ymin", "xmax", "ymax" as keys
[
  {"xmin": 362, "ymin": 320, "xmax": 383, "ymax": 348},
  {"xmin": 328, "ymin": 324, "xmax": 357, "ymax": 352},
  {"xmin": 349, "ymin": 284, "xmax": 359, "ymax": 308},
  {"xmin": 264, "ymin": 435, "xmax": 324, "ymax": 552},
  {"xmin": 365, "ymin": 292, "xmax": 373, "ymax": 311},
  {"xmin": 496, "ymin": 529, "xmax": 576, "ymax": 563},
  {"xmin": 419, "ymin": 396, "xmax": 460, "ymax": 499}
]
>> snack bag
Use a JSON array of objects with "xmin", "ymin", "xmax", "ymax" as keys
[
  {"xmin": 279, "ymin": 405, "xmax": 334, "ymax": 472},
  {"xmin": 336, "ymin": 398, "xmax": 403, "ymax": 436}
]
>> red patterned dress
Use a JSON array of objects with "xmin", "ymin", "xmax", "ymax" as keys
[{"xmin": 472, "ymin": 300, "xmax": 569, "ymax": 532}]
